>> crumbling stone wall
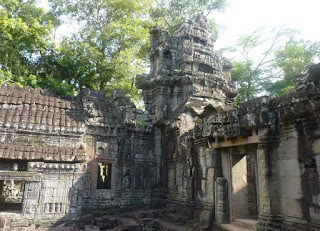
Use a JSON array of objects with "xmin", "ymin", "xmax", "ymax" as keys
[{"xmin": 0, "ymin": 85, "xmax": 157, "ymax": 228}]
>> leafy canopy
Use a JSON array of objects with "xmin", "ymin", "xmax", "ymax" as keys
[
  {"xmin": 227, "ymin": 27, "xmax": 320, "ymax": 101},
  {"xmin": 150, "ymin": 0, "xmax": 226, "ymax": 35},
  {"xmin": 269, "ymin": 39, "xmax": 320, "ymax": 95},
  {"xmin": 0, "ymin": 0, "xmax": 53, "ymax": 87},
  {"xmin": 227, "ymin": 27, "xmax": 301, "ymax": 101},
  {"xmin": 47, "ymin": 0, "xmax": 152, "ymax": 101}
]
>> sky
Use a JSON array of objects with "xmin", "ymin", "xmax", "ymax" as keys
[{"xmin": 214, "ymin": 0, "xmax": 320, "ymax": 50}]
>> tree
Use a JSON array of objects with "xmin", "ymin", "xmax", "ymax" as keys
[
  {"xmin": 48, "ymin": 0, "xmax": 153, "ymax": 101},
  {"xmin": 36, "ymin": 39, "xmax": 97, "ymax": 96},
  {"xmin": 1, "ymin": 0, "xmax": 226, "ymax": 100},
  {"xmin": 0, "ymin": 0, "xmax": 53, "ymax": 87},
  {"xmin": 228, "ymin": 27, "xmax": 298, "ymax": 101},
  {"xmin": 269, "ymin": 39, "xmax": 320, "ymax": 95},
  {"xmin": 150, "ymin": 0, "xmax": 226, "ymax": 35}
]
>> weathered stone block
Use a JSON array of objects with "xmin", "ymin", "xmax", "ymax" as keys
[
  {"xmin": 84, "ymin": 225, "xmax": 100, "ymax": 231},
  {"xmin": 280, "ymin": 176, "xmax": 303, "ymax": 199},
  {"xmin": 281, "ymin": 198, "xmax": 304, "ymax": 218},
  {"xmin": 278, "ymin": 159, "xmax": 301, "ymax": 177},
  {"xmin": 278, "ymin": 137, "xmax": 299, "ymax": 159},
  {"xmin": 312, "ymin": 138, "xmax": 320, "ymax": 155},
  {"xmin": 201, "ymin": 179, "xmax": 206, "ymax": 193},
  {"xmin": 206, "ymin": 168, "xmax": 215, "ymax": 203},
  {"xmin": 316, "ymin": 155, "xmax": 320, "ymax": 175}
]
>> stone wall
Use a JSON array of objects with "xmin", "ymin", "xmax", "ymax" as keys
[
  {"xmin": 0, "ymin": 85, "xmax": 157, "ymax": 228},
  {"xmin": 192, "ymin": 65, "xmax": 320, "ymax": 230}
]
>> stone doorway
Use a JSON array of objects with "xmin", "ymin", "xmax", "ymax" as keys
[{"xmin": 223, "ymin": 152, "xmax": 259, "ymax": 221}]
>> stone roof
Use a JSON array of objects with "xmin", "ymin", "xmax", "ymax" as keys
[
  {"xmin": 0, "ymin": 143, "xmax": 86, "ymax": 162},
  {"xmin": 0, "ymin": 84, "xmax": 154, "ymax": 162},
  {"xmin": 0, "ymin": 84, "xmax": 85, "ymax": 134}
]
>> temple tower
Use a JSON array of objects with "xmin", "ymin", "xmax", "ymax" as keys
[{"xmin": 137, "ymin": 15, "xmax": 237, "ymax": 122}]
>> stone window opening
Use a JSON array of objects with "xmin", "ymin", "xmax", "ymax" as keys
[
  {"xmin": 208, "ymin": 136, "xmax": 215, "ymax": 144},
  {"xmin": 44, "ymin": 202, "xmax": 63, "ymax": 214},
  {"xmin": 0, "ymin": 161, "xmax": 27, "ymax": 171},
  {"xmin": 97, "ymin": 163, "xmax": 112, "ymax": 189},
  {"xmin": 198, "ymin": 63, "xmax": 214, "ymax": 74},
  {"xmin": 200, "ymin": 40, "xmax": 207, "ymax": 46},
  {"xmin": 98, "ymin": 147, "xmax": 105, "ymax": 156}
]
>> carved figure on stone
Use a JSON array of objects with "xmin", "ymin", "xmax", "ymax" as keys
[
  {"xmin": 124, "ymin": 169, "xmax": 131, "ymax": 189},
  {"xmin": 70, "ymin": 184, "xmax": 80, "ymax": 207},
  {"xmin": 3, "ymin": 181, "xmax": 19, "ymax": 198},
  {"xmin": 13, "ymin": 163, "xmax": 18, "ymax": 171},
  {"xmin": 82, "ymin": 173, "xmax": 92, "ymax": 189}
]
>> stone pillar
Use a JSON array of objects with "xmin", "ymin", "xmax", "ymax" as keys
[
  {"xmin": 22, "ymin": 181, "xmax": 41, "ymax": 219},
  {"xmin": 154, "ymin": 127, "xmax": 162, "ymax": 185},
  {"xmin": 215, "ymin": 177, "xmax": 229, "ymax": 224},
  {"xmin": 256, "ymin": 133, "xmax": 282, "ymax": 230}
]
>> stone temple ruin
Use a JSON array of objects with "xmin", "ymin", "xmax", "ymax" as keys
[{"xmin": 0, "ymin": 16, "xmax": 320, "ymax": 231}]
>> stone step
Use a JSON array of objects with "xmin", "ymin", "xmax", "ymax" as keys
[
  {"xmin": 137, "ymin": 209, "xmax": 165, "ymax": 219},
  {"xmin": 214, "ymin": 223, "xmax": 253, "ymax": 231},
  {"xmin": 186, "ymin": 223, "xmax": 210, "ymax": 231},
  {"xmin": 213, "ymin": 218, "xmax": 257, "ymax": 231},
  {"xmin": 138, "ymin": 210, "xmax": 154, "ymax": 218},
  {"xmin": 165, "ymin": 213, "xmax": 189, "ymax": 225},
  {"xmin": 105, "ymin": 224, "xmax": 141, "ymax": 231},
  {"xmin": 94, "ymin": 216, "xmax": 120, "ymax": 229},
  {"xmin": 84, "ymin": 225, "xmax": 100, "ymax": 231},
  {"xmin": 232, "ymin": 218, "xmax": 256, "ymax": 230},
  {"xmin": 154, "ymin": 219, "xmax": 193, "ymax": 231}
]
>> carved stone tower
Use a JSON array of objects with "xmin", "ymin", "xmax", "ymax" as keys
[{"xmin": 137, "ymin": 15, "xmax": 237, "ymax": 122}]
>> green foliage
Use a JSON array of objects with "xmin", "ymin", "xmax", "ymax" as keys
[
  {"xmin": 133, "ymin": 118, "xmax": 146, "ymax": 128},
  {"xmin": 194, "ymin": 117, "xmax": 203, "ymax": 124},
  {"xmin": 37, "ymin": 39, "xmax": 97, "ymax": 96},
  {"xmin": 268, "ymin": 39, "xmax": 320, "ymax": 95},
  {"xmin": 0, "ymin": 0, "xmax": 53, "ymax": 87},
  {"xmin": 227, "ymin": 27, "xmax": 299, "ymax": 102},
  {"xmin": 228, "ymin": 27, "xmax": 320, "ymax": 100},
  {"xmin": 48, "ymin": 0, "xmax": 152, "ymax": 101},
  {"xmin": 231, "ymin": 61, "xmax": 260, "ymax": 102},
  {"xmin": 150, "ymin": 0, "xmax": 226, "ymax": 35}
]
